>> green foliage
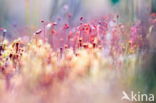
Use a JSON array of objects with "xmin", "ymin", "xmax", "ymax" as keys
[{"xmin": 111, "ymin": 0, "xmax": 120, "ymax": 5}]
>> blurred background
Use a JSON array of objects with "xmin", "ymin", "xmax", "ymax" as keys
[{"xmin": 0, "ymin": 0, "xmax": 155, "ymax": 39}]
